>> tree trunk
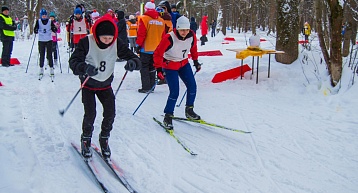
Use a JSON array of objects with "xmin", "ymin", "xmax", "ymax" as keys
[
  {"xmin": 315, "ymin": 0, "xmax": 330, "ymax": 70},
  {"xmin": 327, "ymin": 0, "xmax": 343, "ymax": 86},
  {"xmin": 275, "ymin": 0, "xmax": 300, "ymax": 64}
]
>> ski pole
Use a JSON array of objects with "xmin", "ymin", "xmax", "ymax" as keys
[
  {"xmin": 176, "ymin": 71, "xmax": 197, "ymax": 107},
  {"xmin": 59, "ymin": 76, "xmax": 90, "ymax": 116},
  {"xmin": 114, "ymin": 70, "xmax": 128, "ymax": 98},
  {"xmin": 132, "ymin": 81, "xmax": 157, "ymax": 115},
  {"xmin": 55, "ymin": 33, "xmax": 62, "ymax": 73},
  {"xmin": 25, "ymin": 34, "xmax": 36, "ymax": 73}
]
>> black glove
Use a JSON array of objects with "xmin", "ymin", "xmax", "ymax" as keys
[
  {"xmin": 156, "ymin": 68, "xmax": 165, "ymax": 80},
  {"xmin": 193, "ymin": 60, "xmax": 201, "ymax": 72},
  {"xmin": 34, "ymin": 29, "xmax": 38, "ymax": 34},
  {"xmin": 135, "ymin": 45, "xmax": 141, "ymax": 53},
  {"xmin": 124, "ymin": 58, "xmax": 141, "ymax": 71},
  {"xmin": 85, "ymin": 65, "xmax": 98, "ymax": 76}
]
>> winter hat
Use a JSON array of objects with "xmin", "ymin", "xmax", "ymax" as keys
[
  {"xmin": 116, "ymin": 10, "xmax": 124, "ymax": 19},
  {"xmin": 92, "ymin": 15, "xmax": 118, "ymax": 48},
  {"xmin": 144, "ymin": 2, "xmax": 156, "ymax": 11},
  {"xmin": 176, "ymin": 16, "xmax": 190, "ymax": 30},
  {"xmin": 1, "ymin": 6, "xmax": 9, "ymax": 12},
  {"xmin": 91, "ymin": 10, "xmax": 100, "ymax": 19},
  {"xmin": 96, "ymin": 21, "xmax": 115, "ymax": 37},
  {"xmin": 40, "ymin": 8, "xmax": 47, "ymax": 17},
  {"xmin": 129, "ymin": 15, "xmax": 135, "ymax": 20},
  {"xmin": 49, "ymin": 11, "xmax": 56, "ymax": 18},
  {"xmin": 107, "ymin": 9, "xmax": 113, "ymax": 13},
  {"xmin": 74, "ymin": 8, "xmax": 82, "ymax": 15}
]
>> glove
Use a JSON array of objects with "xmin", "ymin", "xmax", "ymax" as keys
[
  {"xmin": 135, "ymin": 45, "xmax": 141, "ymax": 53},
  {"xmin": 156, "ymin": 68, "xmax": 165, "ymax": 80},
  {"xmin": 34, "ymin": 29, "xmax": 38, "ymax": 34},
  {"xmin": 124, "ymin": 58, "xmax": 141, "ymax": 71},
  {"xmin": 85, "ymin": 65, "xmax": 98, "ymax": 76},
  {"xmin": 193, "ymin": 60, "xmax": 201, "ymax": 72}
]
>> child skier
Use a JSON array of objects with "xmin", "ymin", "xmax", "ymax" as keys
[
  {"xmin": 153, "ymin": 16, "xmax": 202, "ymax": 130},
  {"xmin": 69, "ymin": 15, "xmax": 141, "ymax": 159},
  {"xmin": 34, "ymin": 8, "xmax": 58, "ymax": 76},
  {"xmin": 49, "ymin": 12, "xmax": 60, "ymax": 66}
]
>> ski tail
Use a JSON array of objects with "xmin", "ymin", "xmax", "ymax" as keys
[
  {"xmin": 91, "ymin": 144, "xmax": 137, "ymax": 193},
  {"xmin": 71, "ymin": 143, "xmax": 109, "ymax": 193}
]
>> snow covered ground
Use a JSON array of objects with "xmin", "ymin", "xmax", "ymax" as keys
[{"xmin": 0, "ymin": 28, "xmax": 357, "ymax": 193}]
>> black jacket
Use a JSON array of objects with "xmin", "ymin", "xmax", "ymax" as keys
[
  {"xmin": 69, "ymin": 36, "xmax": 139, "ymax": 88},
  {"xmin": 190, "ymin": 17, "xmax": 197, "ymax": 34},
  {"xmin": 0, "ymin": 13, "xmax": 17, "ymax": 41},
  {"xmin": 116, "ymin": 11, "xmax": 128, "ymax": 44}
]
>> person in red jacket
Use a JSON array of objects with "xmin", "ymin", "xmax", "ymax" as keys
[
  {"xmin": 153, "ymin": 16, "xmax": 202, "ymax": 130},
  {"xmin": 67, "ymin": 7, "xmax": 91, "ymax": 50},
  {"xmin": 200, "ymin": 14, "xmax": 208, "ymax": 46}
]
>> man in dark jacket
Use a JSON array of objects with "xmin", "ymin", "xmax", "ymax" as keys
[
  {"xmin": 115, "ymin": 10, "xmax": 128, "ymax": 45},
  {"xmin": 0, "ymin": 6, "xmax": 17, "ymax": 67},
  {"xmin": 190, "ymin": 17, "xmax": 197, "ymax": 34},
  {"xmin": 69, "ymin": 15, "xmax": 141, "ymax": 159}
]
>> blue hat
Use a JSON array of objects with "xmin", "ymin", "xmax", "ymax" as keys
[
  {"xmin": 40, "ymin": 8, "xmax": 47, "ymax": 17},
  {"xmin": 74, "ymin": 8, "xmax": 82, "ymax": 15}
]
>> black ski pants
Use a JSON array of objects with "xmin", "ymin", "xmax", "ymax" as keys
[
  {"xmin": 139, "ymin": 52, "xmax": 156, "ymax": 90},
  {"xmin": 1, "ymin": 40, "xmax": 13, "ymax": 66},
  {"xmin": 81, "ymin": 87, "xmax": 115, "ymax": 138},
  {"xmin": 38, "ymin": 40, "xmax": 53, "ymax": 68},
  {"xmin": 52, "ymin": 41, "xmax": 58, "ymax": 60}
]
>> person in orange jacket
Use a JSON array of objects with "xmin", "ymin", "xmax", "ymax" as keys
[
  {"xmin": 136, "ymin": 1, "xmax": 166, "ymax": 93},
  {"xmin": 127, "ymin": 15, "xmax": 137, "ymax": 52}
]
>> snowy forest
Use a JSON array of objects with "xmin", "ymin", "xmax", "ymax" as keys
[{"xmin": 2, "ymin": 0, "xmax": 358, "ymax": 85}]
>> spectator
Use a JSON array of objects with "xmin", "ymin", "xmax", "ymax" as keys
[
  {"xmin": 210, "ymin": 19, "xmax": 216, "ymax": 37},
  {"xmin": 0, "ymin": 6, "xmax": 17, "ymax": 67},
  {"xmin": 190, "ymin": 17, "xmax": 197, "ymax": 34},
  {"xmin": 200, "ymin": 14, "xmax": 208, "ymax": 46}
]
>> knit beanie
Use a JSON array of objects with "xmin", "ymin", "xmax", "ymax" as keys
[
  {"xmin": 40, "ymin": 8, "xmax": 47, "ymax": 17},
  {"xmin": 144, "ymin": 2, "xmax": 155, "ymax": 11},
  {"xmin": 1, "ymin": 6, "xmax": 9, "ymax": 12},
  {"xmin": 176, "ymin": 16, "xmax": 190, "ymax": 30},
  {"xmin": 74, "ymin": 8, "xmax": 82, "ymax": 15},
  {"xmin": 96, "ymin": 21, "xmax": 115, "ymax": 37}
]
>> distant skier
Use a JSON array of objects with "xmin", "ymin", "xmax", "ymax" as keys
[
  {"xmin": 153, "ymin": 16, "xmax": 202, "ymax": 130},
  {"xmin": 34, "ymin": 8, "xmax": 57, "ymax": 76},
  {"xmin": 69, "ymin": 15, "xmax": 141, "ymax": 159}
]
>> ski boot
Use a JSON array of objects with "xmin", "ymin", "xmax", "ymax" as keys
[
  {"xmin": 81, "ymin": 134, "xmax": 92, "ymax": 158},
  {"xmin": 99, "ymin": 134, "xmax": 111, "ymax": 160},
  {"xmin": 50, "ymin": 67, "xmax": 54, "ymax": 76},
  {"xmin": 39, "ymin": 67, "xmax": 44, "ymax": 76},
  {"xmin": 185, "ymin": 106, "xmax": 201, "ymax": 120},
  {"xmin": 163, "ymin": 113, "xmax": 174, "ymax": 131}
]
